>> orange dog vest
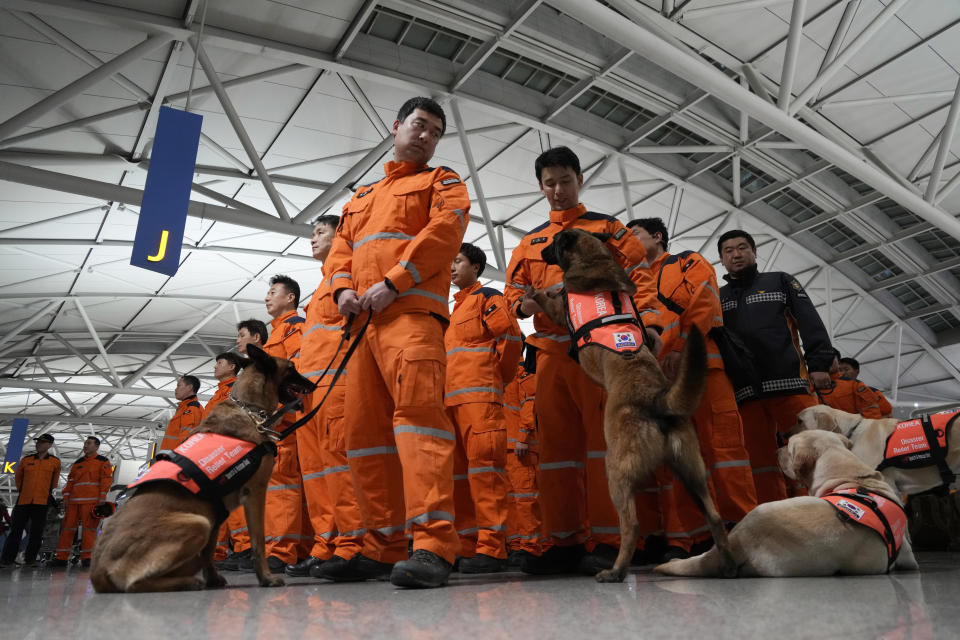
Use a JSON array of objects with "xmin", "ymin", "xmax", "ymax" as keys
[
  {"xmin": 880, "ymin": 408, "xmax": 958, "ymax": 487},
  {"xmin": 822, "ymin": 487, "xmax": 907, "ymax": 570},
  {"xmin": 128, "ymin": 432, "xmax": 277, "ymax": 524},
  {"xmin": 563, "ymin": 290, "xmax": 646, "ymax": 360}
]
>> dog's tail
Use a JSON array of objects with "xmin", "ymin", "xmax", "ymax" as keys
[
  {"xmin": 653, "ymin": 547, "xmax": 729, "ymax": 577},
  {"xmin": 659, "ymin": 324, "xmax": 708, "ymax": 418}
]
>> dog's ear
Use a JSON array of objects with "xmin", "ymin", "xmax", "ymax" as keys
[
  {"xmin": 815, "ymin": 410, "xmax": 840, "ymax": 433},
  {"xmin": 784, "ymin": 442, "xmax": 816, "ymax": 481},
  {"xmin": 540, "ymin": 239, "xmax": 559, "ymax": 265},
  {"xmin": 244, "ymin": 344, "xmax": 277, "ymax": 376},
  {"xmin": 591, "ymin": 232, "xmax": 613, "ymax": 244},
  {"xmin": 235, "ymin": 356, "xmax": 251, "ymax": 370},
  {"xmin": 838, "ymin": 434, "xmax": 854, "ymax": 450}
]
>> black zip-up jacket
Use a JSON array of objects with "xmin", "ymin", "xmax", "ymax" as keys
[{"xmin": 719, "ymin": 264, "xmax": 833, "ymax": 402}]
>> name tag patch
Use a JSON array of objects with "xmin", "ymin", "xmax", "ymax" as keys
[
  {"xmin": 531, "ymin": 237, "xmax": 548, "ymax": 245},
  {"xmin": 441, "ymin": 177, "xmax": 460, "ymax": 185},
  {"xmin": 614, "ymin": 228, "xmax": 626, "ymax": 240}
]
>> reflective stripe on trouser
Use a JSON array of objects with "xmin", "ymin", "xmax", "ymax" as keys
[
  {"xmin": 738, "ymin": 393, "xmax": 817, "ymax": 504},
  {"xmin": 448, "ymin": 402, "xmax": 509, "ymax": 559},
  {"xmin": 226, "ymin": 507, "xmax": 250, "ymax": 552},
  {"xmin": 344, "ymin": 312, "xmax": 460, "ymax": 564},
  {"xmin": 534, "ymin": 349, "xmax": 620, "ymax": 549},
  {"xmin": 505, "ymin": 450, "xmax": 544, "ymax": 554},
  {"xmin": 657, "ymin": 369, "xmax": 758, "ymax": 550},
  {"xmin": 55, "ymin": 502, "xmax": 98, "ymax": 560},
  {"xmin": 214, "ymin": 521, "xmax": 229, "ymax": 561},
  {"xmin": 298, "ymin": 393, "xmax": 336, "ymax": 561},
  {"xmin": 303, "ymin": 380, "xmax": 364, "ymax": 560},
  {"xmin": 264, "ymin": 434, "xmax": 303, "ymax": 564}
]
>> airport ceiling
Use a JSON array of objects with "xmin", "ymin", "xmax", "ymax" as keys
[{"xmin": 2, "ymin": 0, "xmax": 960, "ymax": 470}]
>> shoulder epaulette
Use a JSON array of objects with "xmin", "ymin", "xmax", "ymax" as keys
[
  {"xmin": 284, "ymin": 316, "xmax": 306, "ymax": 325},
  {"xmin": 74, "ymin": 456, "xmax": 87, "ymax": 465},
  {"xmin": 439, "ymin": 166, "xmax": 460, "ymax": 174},
  {"xmin": 356, "ymin": 177, "xmax": 384, "ymax": 190},
  {"xmin": 188, "ymin": 400, "xmax": 203, "ymax": 409},
  {"xmin": 473, "ymin": 287, "xmax": 502, "ymax": 299},
  {"xmin": 523, "ymin": 221, "xmax": 551, "ymax": 238},
  {"xmin": 581, "ymin": 211, "xmax": 616, "ymax": 222},
  {"xmin": 226, "ymin": 381, "xmax": 235, "ymax": 388},
  {"xmin": 96, "ymin": 455, "xmax": 109, "ymax": 462}
]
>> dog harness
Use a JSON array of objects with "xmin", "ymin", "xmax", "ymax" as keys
[
  {"xmin": 563, "ymin": 290, "xmax": 646, "ymax": 360},
  {"xmin": 879, "ymin": 408, "xmax": 958, "ymax": 488},
  {"xmin": 127, "ymin": 432, "xmax": 277, "ymax": 525},
  {"xmin": 821, "ymin": 487, "xmax": 907, "ymax": 571}
]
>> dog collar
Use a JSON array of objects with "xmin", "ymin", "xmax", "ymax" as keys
[
  {"xmin": 227, "ymin": 394, "xmax": 281, "ymax": 437},
  {"xmin": 843, "ymin": 415, "xmax": 866, "ymax": 439}
]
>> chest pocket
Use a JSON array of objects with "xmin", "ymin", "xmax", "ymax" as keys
[
  {"xmin": 392, "ymin": 183, "xmax": 431, "ymax": 231},
  {"xmin": 454, "ymin": 307, "xmax": 487, "ymax": 344}
]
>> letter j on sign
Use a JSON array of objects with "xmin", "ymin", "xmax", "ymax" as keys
[{"xmin": 130, "ymin": 106, "xmax": 203, "ymax": 276}]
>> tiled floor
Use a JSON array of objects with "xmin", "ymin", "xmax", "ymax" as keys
[{"xmin": 1, "ymin": 553, "xmax": 957, "ymax": 639}]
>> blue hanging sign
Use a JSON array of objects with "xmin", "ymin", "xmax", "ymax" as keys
[
  {"xmin": 2, "ymin": 418, "xmax": 29, "ymax": 475},
  {"xmin": 130, "ymin": 106, "xmax": 203, "ymax": 276}
]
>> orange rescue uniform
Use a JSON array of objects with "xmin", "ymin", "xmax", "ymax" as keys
[
  {"xmin": 875, "ymin": 388, "xmax": 894, "ymax": 417},
  {"xmin": 14, "ymin": 452, "xmax": 60, "ymax": 505},
  {"xmin": 503, "ymin": 204, "xmax": 658, "ymax": 550},
  {"xmin": 648, "ymin": 250, "xmax": 757, "ymax": 551},
  {"xmin": 160, "ymin": 395, "xmax": 204, "ymax": 450},
  {"xmin": 326, "ymin": 160, "xmax": 470, "ymax": 565},
  {"xmin": 298, "ymin": 267, "xmax": 365, "ymax": 562},
  {"xmin": 56, "ymin": 453, "xmax": 112, "ymax": 561},
  {"xmin": 262, "ymin": 309, "xmax": 306, "ymax": 564},
  {"xmin": 503, "ymin": 362, "xmax": 544, "ymax": 554},
  {"xmin": 816, "ymin": 373, "xmax": 883, "ymax": 419},
  {"xmin": 205, "ymin": 377, "xmax": 238, "ymax": 560},
  {"xmin": 445, "ymin": 281, "xmax": 522, "ymax": 559}
]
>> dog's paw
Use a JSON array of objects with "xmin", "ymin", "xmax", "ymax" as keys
[
  {"xmin": 259, "ymin": 573, "xmax": 286, "ymax": 588},
  {"xmin": 595, "ymin": 568, "xmax": 626, "ymax": 583},
  {"xmin": 205, "ymin": 570, "xmax": 228, "ymax": 589}
]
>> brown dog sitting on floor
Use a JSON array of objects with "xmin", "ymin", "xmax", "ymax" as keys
[
  {"xmin": 90, "ymin": 345, "xmax": 315, "ymax": 593},
  {"xmin": 655, "ymin": 430, "xmax": 918, "ymax": 577},
  {"xmin": 529, "ymin": 228, "xmax": 735, "ymax": 582}
]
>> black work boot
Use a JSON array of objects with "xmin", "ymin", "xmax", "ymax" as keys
[
  {"xmin": 285, "ymin": 556, "xmax": 323, "ymax": 577},
  {"xmin": 390, "ymin": 549, "xmax": 452, "ymax": 588},
  {"xmin": 578, "ymin": 543, "xmax": 619, "ymax": 576},
  {"xmin": 217, "ymin": 549, "xmax": 251, "ymax": 571},
  {"xmin": 317, "ymin": 554, "xmax": 393, "ymax": 582},
  {"xmin": 519, "ymin": 544, "xmax": 585, "ymax": 575},
  {"xmin": 266, "ymin": 555, "xmax": 287, "ymax": 573},
  {"xmin": 459, "ymin": 553, "xmax": 507, "ymax": 574}
]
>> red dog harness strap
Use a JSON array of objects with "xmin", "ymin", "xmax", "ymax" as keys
[
  {"xmin": 880, "ymin": 408, "xmax": 958, "ymax": 488},
  {"xmin": 822, "ymin": 487, "xmax": 907, "ymax": 571},
  {"xmin": 128, "ymin": 432, "xmax": 277, "ymax": 524},
  {"xmin": 563, "ymin": 290, "xmax": 646, "ymax": 360}
]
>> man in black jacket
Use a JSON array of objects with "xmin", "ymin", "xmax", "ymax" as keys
[{"xmin": 718, "ymin": 230, "xmax": 833, "ymax": 504}]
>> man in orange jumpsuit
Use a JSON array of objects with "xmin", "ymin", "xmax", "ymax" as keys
[
  {"xmin": 816, "ymin": 350, "xmax": 883, "ymax": 418},
  {"xmin": 503, "ymin": 344, "xmax": 544, "ymax": 566},
  {"xmin": 219, "ymin": 319, "xmax": 269, "ymax": 571},
  {"xmin": 159, "ymin": 375, "xmax": 203, "ymax": 450},
  {"xmin": 289, "ymin": 216, "xmax": 366, "ymax": 581},
  {"xmin": 260, "ymin": 274, "xmax": 306, "ymax": 573},
  {"xmin": 628, "ymin": 217, "xmax": 757, "ymax": 559},
  {"xmin": 1, "ymin": 434, "xmax": 60, "ymax": 568},
  {"xmin": 446, "ymin": 242, "xmax": 522, "ymax": 573},
  {"xmin": 206, "ymin": 352, "xmax": 242, "ymax": 561},
  {"xmin": 838, "ymin": 356, "xmax": 893, "ymax": 417},
  {"xmin": 51, "ymin": 436, "xmax": 112, "ymax": 567},
  {"xmin": 718, "ymin": 230, "xmax": 834, "ymax": 503},
  {"xmin": 326, "ymin": 97, "xmax": 470, "ymax": 588},
  {"xmin": 503, "ymin": 146, "xmax": 661, "ymax": 575}
]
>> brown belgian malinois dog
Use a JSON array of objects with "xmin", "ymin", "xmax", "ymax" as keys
[
  {"xmin": 90, "ymin": 345, "xmax": 315, "ymax": 592},
  {"xmin": 529, "ymin": 228, "xmax": 736, "ymax": 581}
]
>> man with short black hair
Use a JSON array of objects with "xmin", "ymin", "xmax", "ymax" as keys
[
  {"xmin": 51, "ymin": 436, "xmax": 112, "ymax": 568},
  {"xmin": 0, "ymin": 434, "xmax": 60, "ymax": 568},
  {"xmin": 159, "ymin": 375, "xmax": 204, "ymax": 450},
  {"xmin": 838, "ymin": 357, "xmax": 893, "ymax": 417},
  {"xmin": 502, "ymin": 146, "xmax": 660, "ymax": 576},
  {"xmin": 326, "ymin": 96, "xmax": 470, "ymax": 587},
  {"xmin": 817, "ymin": 350, "xmax": 883, "ymax": 419},
  {"xmin": 628, "ymin": 217, "xmax": 756, "ymax": 559},
  {"xmin": 445, "ymin": 242, "xmax": 522, "ymax": 573},
  {"xmin": 717, "ymin": 229, "xmax": 834, "ymax": 504},
  {"xmin": 236, "ymin": 319, "xmax": 268, "ymax": 354}
]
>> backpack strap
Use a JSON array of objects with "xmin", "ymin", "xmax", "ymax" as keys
[{"xmin": 656, "ymin": 251, "xmax": 695, "ymax": 316}]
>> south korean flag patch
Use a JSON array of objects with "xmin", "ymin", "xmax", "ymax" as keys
[{"xmin": 613, "ymin": 331, "xmax": 638, "ymax": 350}]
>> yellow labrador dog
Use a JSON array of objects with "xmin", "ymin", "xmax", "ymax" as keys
[
  {"xmin": 655, "ymin": 430, "xmax": 917, "ymax": 577},
  {"xmin": 795, "ymin": 404, "xmax": 960, "ymax": 496},
  {"xmin": 90, "ymin": 345, "xmax": 315, "ymax": 592},
  {"xmin": 529, "ymin": 228, "xmax": 735, "ymax": 582}
]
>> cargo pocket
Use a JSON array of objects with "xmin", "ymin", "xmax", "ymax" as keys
[
  {"xmin": 710, "ymin": 393, "xmax": 745, "ymax": 450},
  {"xmin": 396, "ymin": 345, "xmax": 445, "ymax": 409}
]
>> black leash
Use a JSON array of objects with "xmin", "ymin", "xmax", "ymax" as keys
[{"xmin": 257, "ymin": 309, "xmax": 373, "ymax": 442}]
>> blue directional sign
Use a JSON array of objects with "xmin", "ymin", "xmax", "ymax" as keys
[{"xmin": 2, "ymin": 418, "xmax": 29, "ymax": 475}]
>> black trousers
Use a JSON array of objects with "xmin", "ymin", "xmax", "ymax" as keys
[{"xmin": 1, "ymin": 503, "xmax": 49, "ymax": 564}]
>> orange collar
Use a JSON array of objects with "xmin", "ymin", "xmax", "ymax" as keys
[
  {"xmin": 453, "ymin": 280, "xmax": 482, "ymax": 304},
  {"xmin": 650, "ymin": 251, "xmax": 669, "ymax": 273},
  {"xmin": 270, "ymin": 309, "xmax": 298, "ymax": 331},
  {"xmin": 217, "ymin": 377, "xmax": 237, "ymax": 391},
  {"xmin": 548, "ymin": 203, "xmax": 588, "ymax": 227},
  {"xmin": 178, "ymin": 395, "xmax": 198, "ymax": 409},
  {"xmin": 384, "ymin": 160, "xmax": 426, "ymax": 179}
]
